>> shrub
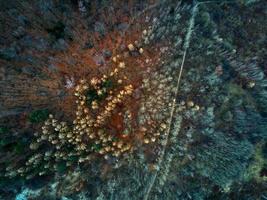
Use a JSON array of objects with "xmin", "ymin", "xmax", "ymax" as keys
[{"xmin": 28, "ymin": 109, "xmax": 49, "ymax": 123}]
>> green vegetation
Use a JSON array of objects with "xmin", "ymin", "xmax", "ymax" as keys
[
  {"xmin": 217, "ymin": 83, "xmax": 255, "ymax": 122},
  {"xmin": 112, "ymin": 137, "xmax": 119, "ymax": 142},
  {"xmin": 0, "ymin": 138, "xmax": 10, "ymax": 149},
  {"xmin": 244, "ymin": 142, "xmax": 267, "ymax": 182},
  {"xmin": 14, "ymin": 142, "xmax": 26, "ymax": 154},
  {"xmin": 91, "ymin": 143, "xmax": 102, "ymax": 152},
  {"xmin": 68, "ymin": 155, "xmax": 79, "ymax": 162},
  {"xmin": 28, "ymin": 109, "xmax": 49, "ymax": 123},
  {"xmin": 0, "ymin": 138, "xmax": 26, "ymax": 154},
  {"xmin": 56, "ymin": 162, "xmax": 67, "ymax": 174},
  {"xmin": 86, "ymin": 89, "xmax": 99, "ymax": 105},
  {"xmin": 0, "ymin": 127, "xmax": 9, "ymax": 134},
  {"xmin": 101, "ymin": 79, "xmax": 114, "ymax": 89},
  {"xmin": 85, "ymin": 79, "xmax": 114, "ymax": 106}
]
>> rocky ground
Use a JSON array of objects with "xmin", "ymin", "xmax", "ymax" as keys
[{"xmin": 0, "ymin": 0, "xmax": 266, "ymax": 200}]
